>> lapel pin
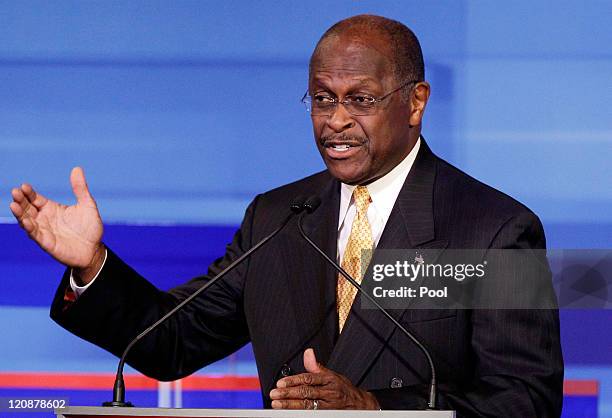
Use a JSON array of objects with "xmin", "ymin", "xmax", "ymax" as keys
[{"xmin": 414, "ymin": 252, "xmax": 425, "ymax": 265}]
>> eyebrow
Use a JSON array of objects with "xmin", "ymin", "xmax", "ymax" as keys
[
  {"xmin": 312, "ymin": 74, "xmax": 377, "ymax": 83},
  {"xmin": 310, "ymin": 75, "xmax": 381, "ymax": 91}
]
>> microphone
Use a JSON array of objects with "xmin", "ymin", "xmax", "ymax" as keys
[
  {"xmin": 103, "ymin": 196, "xmax": 307, "ymax": 407},
  {"xmin": 297, "ymin": 195, "xmax": 438, "ymax": 410}
]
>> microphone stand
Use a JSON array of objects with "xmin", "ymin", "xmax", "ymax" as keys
[
  {"xmin": 104, "ymin": 199, "xmax": 305, "ymax": 407},
  {"xmin": 297, "ymin": 199, "xmax": 437, "ymax": 410}
]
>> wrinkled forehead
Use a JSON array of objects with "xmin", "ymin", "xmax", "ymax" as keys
[{"xmin": 309, "ymin": 35, "xmax": 394, "ymax": 89}]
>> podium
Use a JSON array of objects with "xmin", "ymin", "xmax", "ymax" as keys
[{"xmin": 56, "ymin": 407, "xmax": 455, "ymax": 417}]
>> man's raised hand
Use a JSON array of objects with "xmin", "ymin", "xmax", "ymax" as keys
[{"xmin": 9, "ymin": 167, "xmax": 105, "ymax": 284}]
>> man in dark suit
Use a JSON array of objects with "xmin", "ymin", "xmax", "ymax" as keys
[{"xmin": 10, "ymin": 15, "xmax": 563, "ymax": 416}]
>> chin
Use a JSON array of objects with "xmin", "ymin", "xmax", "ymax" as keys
[{"xmin": 327, "ymin": 167, "xmax": 367, "ymax": 185}]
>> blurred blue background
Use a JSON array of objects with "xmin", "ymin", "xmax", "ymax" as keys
[{"xmin": 1, "ymin": 1, "xmax": 611, "ymax": 416}]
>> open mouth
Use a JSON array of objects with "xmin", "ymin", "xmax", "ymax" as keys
[
  {"xmin": 320, "ymin": 135, "xmax": 366, "ymax": 159},
  {"xmin": 329, "ymin": 144, "xmax": 353, "ymax": 152},
  {"xmin": 322, "ymin": 142, "xmax": 364, "ymax": 159}
]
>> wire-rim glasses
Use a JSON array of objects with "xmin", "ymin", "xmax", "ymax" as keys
[{"xmin": 301, "ymin": 79, "xmax": 419, "ymax": 116}]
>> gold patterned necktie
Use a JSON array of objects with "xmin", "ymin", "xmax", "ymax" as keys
[{"xmin": 337, "ymin": 186, "xmax": 373, "ymax": 332}]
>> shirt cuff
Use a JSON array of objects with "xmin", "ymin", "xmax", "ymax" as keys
[{"xmin": 69, "ymin": 248, "xmax": 108, "ymax": 298}]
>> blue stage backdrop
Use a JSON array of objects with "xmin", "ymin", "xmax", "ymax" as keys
[{"xmin": 1, "ymin": 1, "xmax": 611, "ymax": 417}]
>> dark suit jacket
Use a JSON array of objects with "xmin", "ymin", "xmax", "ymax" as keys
[{"xmin": 50, "ymin": 140, "xmax": 563, "ymax": 417}]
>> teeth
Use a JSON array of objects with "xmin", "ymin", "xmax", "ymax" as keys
[{"xmin": 332, "ymin": 144, "xmax": 350, "ymax": 151}]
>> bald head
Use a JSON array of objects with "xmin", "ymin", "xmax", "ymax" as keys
[{"xmin": 310, "ymin": 15, "xmax": 425, "ymax": 90}]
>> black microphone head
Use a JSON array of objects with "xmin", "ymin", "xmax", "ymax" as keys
[
  {"xmin": 303, "ymin": 196, "xmax": 321, "ymax": 213},
  {"xmin": 290, "ymin": 196, "xmax": 307, "ymax": 213}
]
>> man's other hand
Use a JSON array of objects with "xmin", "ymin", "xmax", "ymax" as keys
[
  {"xmin": 10, "ymin": 167, "xmax": 105, "ymax": 285},
  {"xmin": 270, "ymin": 348, "xmax": 380, "ymax": 410}
]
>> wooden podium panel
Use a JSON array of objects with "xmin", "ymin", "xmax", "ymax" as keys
[{"xmin": 56, "ymin": 406, "xmax": 455, "ymax": 418}]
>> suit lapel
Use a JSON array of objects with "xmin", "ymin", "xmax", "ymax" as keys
[{"xmin": 326, "ymin": 140, "xmax": 442, "ymax": 385}]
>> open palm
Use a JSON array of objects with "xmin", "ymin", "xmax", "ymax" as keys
[{"xmin": 10, "ymin": 167, "xmax": 103, "ymax": 269}]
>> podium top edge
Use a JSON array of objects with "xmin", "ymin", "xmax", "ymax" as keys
[{"xmin": 55, "ymin": 406, "xmax": 455, "ymax": 417}]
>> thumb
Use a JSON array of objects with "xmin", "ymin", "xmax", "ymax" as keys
[
  {"xmin": 303, "ymin": 348, "xmax": 325, "ymax": 374},
  {"xmin": 70, "ymin": 167, "xmax": 95, "ymax": 205}
]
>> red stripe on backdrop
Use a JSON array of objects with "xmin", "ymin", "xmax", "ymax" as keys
[
  {"xmin": 181, "ymin": 375, "xmax": 260, "ymax": 390},
  {"xmin": 0, "ymin": 373, "xmax": 595, "ymax": 395},
  {"xmin": 0, "ymin": 372, "xmax": 260, "ymax": 391},
  {"xmin": 563, "ymin": 380, "xmax": 599, "ymax": 396}
]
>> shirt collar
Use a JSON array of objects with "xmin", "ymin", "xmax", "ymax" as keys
[{"xmin": 338, "ymin": 136, "xmax": 422, "ymax": 230}]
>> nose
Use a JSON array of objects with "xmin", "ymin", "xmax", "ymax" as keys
[{"xmin": 325, "ymin": 103, "xmax": 355, "ymax": 132}]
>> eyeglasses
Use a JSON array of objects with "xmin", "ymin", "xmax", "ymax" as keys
[{"xmin": 301, "ymin": 79, "xmax": 418, "ymax": 116}]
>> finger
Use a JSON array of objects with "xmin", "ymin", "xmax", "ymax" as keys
[
  {"xmin": 10, "ymin": 190, "xmax": 38, "ymax": 220},
  {"xmin": 303, "ymin": 348, "xmax": 324, "ymax": 374},
  {"xmin": 277, "ymin": 372, "xmax": 330, "ymax": 388},
  {"xmin": 21, "ymin": 183, "xmax": 48, "ymax": 209},
  {"xmin": 10, "ymin": 196, "xmax": 41, "ymax": 240},
  {"xmin": 271, "ymin": 399, "xmax": 316, "ymax": 410},
  {"xmin": 9, "ymin": 201, "xmax": 24, "ymax": 219},
  {"xmin": 21, "ymin": 217, "xmax": 36, "ymax": 234},
  {"xmin": 11, "ymin": 187, "xmax": 25, "ymax": 204},
  {"xmin": 70, "ymin": 166, "xmax": 95, "ymax": 205},
  {"xmin": 270, "ymin": 385, "xmax": 330, "ymax": 401}
]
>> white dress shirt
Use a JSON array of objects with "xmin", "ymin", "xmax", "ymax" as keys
[
  {"xmin": 71, "ymin": 137, "xmax": 422, "ymax": 297},
  {"xmin": 337, "ymin": 137, "xmax": 420, "ymax": 263},
  {"xmin": 69, "ymin": 248, "xmax": 107, "ymax": 296}
]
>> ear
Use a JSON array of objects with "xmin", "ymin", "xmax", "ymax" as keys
[{"xmin": 409, "ymin": 82, "xmax": 431, "ymax": 127}]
